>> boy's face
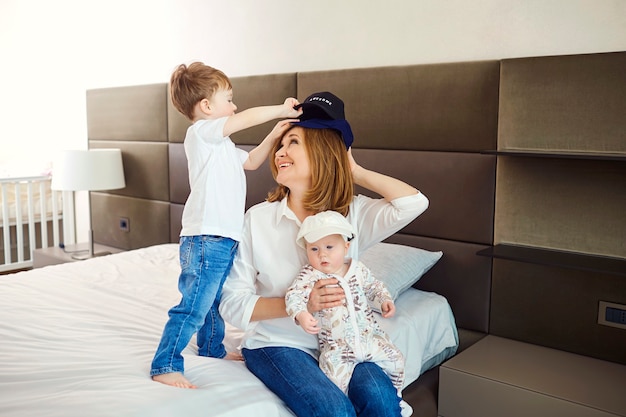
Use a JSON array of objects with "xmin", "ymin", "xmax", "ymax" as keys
[
  {"xmin": 305, "ymin": 234, "xmax": 349, "ymax": 275},
  {"xmin": 208, "ymin": 88, "xmax": 237, "ymax": 118}
]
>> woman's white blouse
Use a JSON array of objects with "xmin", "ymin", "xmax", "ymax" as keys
[{"xmin": 219, "ymin": 192, "xmax": 429, "ymax": 357}]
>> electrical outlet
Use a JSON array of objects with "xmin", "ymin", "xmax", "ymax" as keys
[
  {"xmin": 598, "ymin": 301, "xmax": 626, "ymax": 330},
  {"xmin": 119, "ymin": 217, "xmax": 130, "ymax": 232}
]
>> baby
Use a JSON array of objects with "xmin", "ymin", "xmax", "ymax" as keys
[{"xmin": 285, "ymin": 210, "xmax": 407, "ymax": 408}]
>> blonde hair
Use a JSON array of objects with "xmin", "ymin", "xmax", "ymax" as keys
[
  {"xmin": 169, "ymin": 62, "xmax": 232, "ymax": 121},
  {"xmin": 267, "ymin": 127, "xmax": 354, "ymax": 216}
]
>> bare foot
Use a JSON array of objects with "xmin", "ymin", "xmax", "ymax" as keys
[
  {"xmin": 152, "ymin": 372, "xmax": 197, "ymax": 389},
  {"xmin": 224, "ymin": 351, "xmax": 243, "ymax": 361}
]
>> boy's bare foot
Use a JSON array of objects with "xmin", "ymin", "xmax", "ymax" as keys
[
  {"xmin": 152, "ymin": 372, "xmax": 197, "ymax": 389},
  {"xmin": 224, "ymin": 351, "xmax": 244, "ymax": 361}
]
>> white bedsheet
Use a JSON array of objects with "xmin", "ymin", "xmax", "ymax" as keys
[{"xmin": 0, "ymin": 244, "xmax": 457, "ymax": 417}]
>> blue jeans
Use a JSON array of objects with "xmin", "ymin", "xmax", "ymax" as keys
[
  {"xmin": 150, "ymin": 235, "xmax": 238, "ymax": 376},
  {"xmin": 243, "ymin": 347, "xmax": 401, "ymax": 417}
]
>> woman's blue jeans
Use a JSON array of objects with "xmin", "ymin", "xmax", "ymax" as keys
[
  {"xmin": 151, "ymin": 235, "xmax": 238, "ymax": 376},
  {"xmin": 243, "ymin": 346, "xmax": 401, "ymax": 417}
]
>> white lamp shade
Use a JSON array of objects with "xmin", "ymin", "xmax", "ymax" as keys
[{"xmin": 51, "ymin": 149, "xmax": 126, "ymax": 191}]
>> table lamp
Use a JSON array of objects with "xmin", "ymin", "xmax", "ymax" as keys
[{"xmin": 51, "ymin": 149, "xmax": 125, "ymax": 259}]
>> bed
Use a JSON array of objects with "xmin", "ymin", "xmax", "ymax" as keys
[
  {"xmin": 0, "ymin": 242, "xmax": 457, "ymax": 417},
  {"xmin": 0, "ymin": 57, "xmax": 501, "ymax": 416}
]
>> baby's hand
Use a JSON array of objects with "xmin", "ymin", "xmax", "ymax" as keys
[
  {"xmin": 296, "ymin": 311, "xmax": 320, "ymax": 334},
  {"xmin": 284, "ymin": 97, "xmax": 303, "ymax": 118},
  {"xmin": 381, "ymin": 300, "xmax": 396, "ymax": 318}
]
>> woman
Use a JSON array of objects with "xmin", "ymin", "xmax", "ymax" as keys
[{"xmin": 219, "ymin": 114, "xmax": 428, "ymax": 416}]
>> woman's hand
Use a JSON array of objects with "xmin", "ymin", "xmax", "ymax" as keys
[
  {"xmin": 269, "ymin": 118, "xmax": 299, "ymax": 141},
  {"xmin": 347, "ymin": 148, "xmax": 360, "ymax": 174},
  {"xmin": 307, "ymin": 278, "xmax": 345, "ymax": 313}
]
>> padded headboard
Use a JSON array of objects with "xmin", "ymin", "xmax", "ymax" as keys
[
  {"xmin": 87, "ymin": 60, "xmax": 498, "ymax": 337},
  {"xmin": 88, "ymin": 50, "xmax": 626, "ymax": 379}
]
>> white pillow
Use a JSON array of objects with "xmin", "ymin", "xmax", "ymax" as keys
[{"xmin": 360, "ymin": 242, "xmax": 443, "ymax": 300}]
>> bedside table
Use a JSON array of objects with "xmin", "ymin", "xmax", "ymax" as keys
[
  {"xmin": 438, "ymin": 335, "xmax": 626, "ymax": 417},
  {"xmin": 33, "ymin": 243, "xmax": 124, "ymax": 268}
]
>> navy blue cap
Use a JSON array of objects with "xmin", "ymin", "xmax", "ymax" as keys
[
  {"xmin": 293, "ymin": 91, "xmax": 354, "ymax": 149},
  {"xmin": 294, "ymin": 119, "xmax": 354, "ymax": 150}
]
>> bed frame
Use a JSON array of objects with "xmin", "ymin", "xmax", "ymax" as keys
[{"xmin": 85, "ymin": 51, "xmax": 626, "ymax": 416}]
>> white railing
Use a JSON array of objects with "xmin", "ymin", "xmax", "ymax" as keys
[{"xmin": 0, "ymin": 176, "xmax": 75, "ymax": 272}]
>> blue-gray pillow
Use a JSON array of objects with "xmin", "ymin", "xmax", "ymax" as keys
[{"xmin": 361, "ymin": 242, "xmax": 443, "ymax": 300}]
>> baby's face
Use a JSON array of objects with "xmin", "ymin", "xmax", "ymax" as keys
[{"xmin": 305, "ymin": 234, "xmax": 349, "ymax": 275}]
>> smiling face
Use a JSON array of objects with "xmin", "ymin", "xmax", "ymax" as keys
[
  {"xmin": 274, "ymin": 126, "xmax": 312, "ymax": 191},
  {"xmin": 305, "ymin": 233, "xmax": 350, "ymax": 275}
]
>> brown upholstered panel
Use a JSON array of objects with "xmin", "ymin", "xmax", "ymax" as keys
[
  {"xmin": 297, "ymin": 61, "xmax": 500, "ymax": 152},
  {"xmin": 499, "ymin": 52, "xmax": 626, "ymax": 152},
  {"xmin": 168, "ymin": 143, "xmax": 188, "ymax": 204},
  {"xmin": 90, "ymin": 140, "xmax": 169, "ymax": 202},
  {"xmin": 353, "ymin": 149, "xmax": 495, "ymax": 245},
  {"xmin": 170, "ymin": 146, "xmax": 495, "ymax": 246},
  {"xmin": 167, "ymin": 72, "xmax": 298, "ymax": 143},
  {"xmin": 91, "ymin": 193, "xmax": 170, "ymax": 250},
  {"xmin": 170, "ymin": 203, "xmax": 184, "ymax": 243},
  {"xmin": 388, "ymin": 234, "xmax": 492, "ymax": 333},
  {"xmin": 490, "ymin": 259, "xmax": 626, "ymax": 365},
  {"xmin": 166, "ymin": 96, "xmax": 190, "ymax": 144},
  {"xmin": 87, "ymin": 84, "xmax": 168, "ymax": 142}
]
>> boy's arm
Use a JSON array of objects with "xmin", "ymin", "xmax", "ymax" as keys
[
  {"xmin": 223, "ymin": 97, "xmax": 301, "ymax": 138},
  {"xmin": 244, "ymin": 119, "xmax": 297, "ymax": 170}
]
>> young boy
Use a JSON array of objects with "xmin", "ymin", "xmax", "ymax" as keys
[
  {"xmin": 151, "ymin": 62, "xmax": 301, "ymax": 388},
  {"xmin": 285, "ymin": 211, "xmax": 408, "ymax": 411}
]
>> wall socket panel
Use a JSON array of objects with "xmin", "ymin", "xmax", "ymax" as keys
[
  {"xmin": 598, "ymin": 301, "xmax": 626, "ymax": 330},
  {"xmin": 119, "ymin": 217, "xmax": 130, "ymax": 233}
]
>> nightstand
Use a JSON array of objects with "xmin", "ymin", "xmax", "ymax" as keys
[
  {"xmin": 438, "ymin": 335, "xmax": 626, "ymax": 417},
  {"xmin": 33, "ymin": 243, "xmax": 124, "ymax": 268}
]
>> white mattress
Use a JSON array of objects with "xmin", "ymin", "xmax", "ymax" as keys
[{"xmin": 0, "ymin": 244, "xmax": 458, "ymax": 417}]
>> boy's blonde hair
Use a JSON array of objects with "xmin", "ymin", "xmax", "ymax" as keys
[
  {"xmin": 169, "ymin": 62, "xmax": 232, "ymax": 121},
  {"xmin": 267, "ymin": 127, "xmax": 354, "ymax": 216}
]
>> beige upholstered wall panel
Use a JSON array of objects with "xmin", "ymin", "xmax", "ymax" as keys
[
  {"xmin": 91, "ymin": 193, "xmax": 170, "ymax": 250},
  {"xmin": 494, "ymin": 157, "xmax": 626, "ymax": 258},
  {"xmin": 90, "ymin": 140, "xmax": 169, "ymax": 202},
  {"xmin": 498, "ymin": 52, "xmax": 626, "ymax": 152},
  {"xmin": 297, "ymin": 61, "xmax": 500, "ymax": 152},
  {"xmin": 167, "ymin": 72, "xmax": 298, "ymax": 144},
  {"xmin": 490, "ymin": 259, "xmax": 626, "ymax": 365},
  {"xmin": 87, "ymin": 84, "xmax": 168, "ymax": 142}
]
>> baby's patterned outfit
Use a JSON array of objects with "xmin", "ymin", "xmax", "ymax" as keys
[{"xmin": 285, "ymin": 259, "xmax": 405, "ymax": 394}]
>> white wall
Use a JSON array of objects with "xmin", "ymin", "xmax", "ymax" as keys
[
  {"xmin": 1, "ymin": 0, "xmax": 624, "ymax": 237},
  {"xmin": 2, "ymin": 0, "xmax": 625, "ymax": 171}
]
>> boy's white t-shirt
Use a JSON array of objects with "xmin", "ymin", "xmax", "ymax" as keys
[{"xmin": 180, "ymin": 117, "xmax": 249, "ymax": 241}]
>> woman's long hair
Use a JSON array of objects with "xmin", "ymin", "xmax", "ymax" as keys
[{"xmin": 267, "ymin": 127, "xmax": 354, "ymax": 216}]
